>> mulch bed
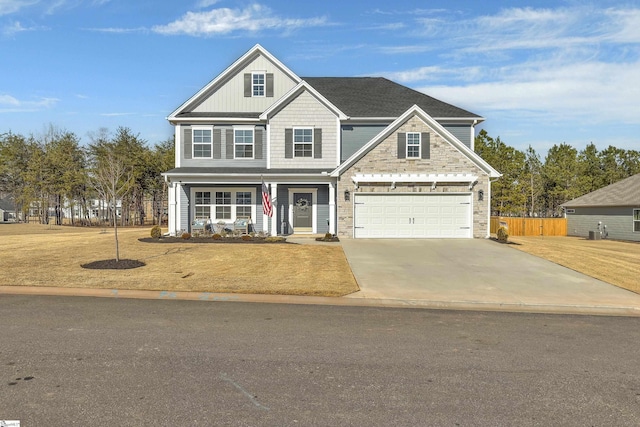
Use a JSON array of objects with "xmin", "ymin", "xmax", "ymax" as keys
[
  {"xmin": 138, "ymin": 237, "xmax": 289, "ymax": 244},
  {"xmin": 81, "ymin": 259, "xmax": 146, "ymax": 270}
]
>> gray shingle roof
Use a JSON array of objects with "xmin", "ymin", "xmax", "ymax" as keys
[
  {"xmin": 0, "ymin": 198, "xmax": 15, "ymax": 211},
  {"xmin": 302, "ymin": 77, "xmax": 481, "ymax": 119},
  {"xmin": 562, "ymin": 174, "xmax": 640, "ymax": 207}
]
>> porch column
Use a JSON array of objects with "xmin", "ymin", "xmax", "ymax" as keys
[
  {"xmin": 329, "ymin": 182, "xmax": 336, "ymax": 235},
  {"xmin": 168, "ymin": 182, "xmax": 178, "ymax": 236},
  {"xmin": 270, "ymin": 183, "xmax": 278, "ymax": 235}
]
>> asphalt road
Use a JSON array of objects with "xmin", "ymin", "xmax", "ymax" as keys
[{"xmin": 1, "ymin": 295, "xmax": 639, "ymax": 426}]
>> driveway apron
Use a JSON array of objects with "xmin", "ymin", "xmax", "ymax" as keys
[{"xmin": 340, "ymin": 239, "xmax": 640, "ymax": 315}]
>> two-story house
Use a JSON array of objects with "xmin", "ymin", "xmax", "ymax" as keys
[{"xmin": 163, "ymin": 44, "xmax": 500, "ymax": 238}]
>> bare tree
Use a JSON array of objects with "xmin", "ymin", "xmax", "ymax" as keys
[{"xmin": 89, "ymin": 145, "xmax": 132, "ymax": 262}]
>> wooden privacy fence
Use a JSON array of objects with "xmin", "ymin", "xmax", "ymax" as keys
[{"xmin": 490, "ymin": 217, "xmax": 567, "ymax": 236}]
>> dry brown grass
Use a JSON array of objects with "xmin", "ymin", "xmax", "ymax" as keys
[
  {"xmin": 508, "ymin": 235, "xmax": 640, "ymax": 294},
  {"xmin": 0, "ymin": 223, "xmax": 359, "ymax": 297}
]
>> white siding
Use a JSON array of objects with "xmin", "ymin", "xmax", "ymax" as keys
[
  {"xmin": 192, "ymin": 55, "xmax": 298, "ymax": 113},
  {"xmin": 269, "ymin": 91, "xmax": 339, "ymax": 169}
]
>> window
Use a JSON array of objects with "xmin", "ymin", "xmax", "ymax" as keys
[
  {"xmin": 215, "ymin": 191, "xmax": 231, "ymax": 220},
  {"xmin": 236, "ymin": 192, "xmax": 252, "ymax": 218},
  {"xmin": 193, "ymin": 188, "xmax": 256, "ymax": 223},
  {"xmin": 407, "ymin": 133, "xmax": 421, "ymax": 158},
  {"xmin": 234, "ymin": 129, "xmax": 254, "ymax": 159},
  {"xmin": 253, "ymin": 73, "xmax": 265, "ymax": 97},
  {"xmin": 294, "ymin": 128, "xmax": 313, "ymax": 157},
  {"xmin": 195, "ymin": 191, "xmax": 211, "ymax": 220},
  {"xmin": 193, "ymin": 128, "xmax": 212, "ymax": 158},
  {"xmin": 634, "ymin": 209, "xmax": 640, "ymax": 232}
]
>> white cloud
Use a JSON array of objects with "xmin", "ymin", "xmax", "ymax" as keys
[
  {"xmin": 418, "ymin": 60, "xmax": 640, "ymax": 125},
  {"xmin": 152, "ymin": 3, "xmax": 328, "ymax": 36},
  {"xmin": 2, "ymin": 20, "xmax": 29, "ymax": 35},
  {"xmin": 0, "ymin": 94, "xmax": 59, "ymax": 112},
  {"xmin": 0, "ymin": 0, "xmax": 38, "ymax": 16},
  {"xmin": 100, "ymin": 112, "xmax": 135, "ymax": 116},
  {"xmin": 196, "ymin": 0, "xmax": 219, "ymax": 8},
  {"xmin": 84, "ymin": 26, "xmax": 147, "ymax": 34}
]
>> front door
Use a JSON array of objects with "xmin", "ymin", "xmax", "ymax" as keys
[{"xmin": 292, "ymin": 192, "xmax": 313, "ymax": 232}]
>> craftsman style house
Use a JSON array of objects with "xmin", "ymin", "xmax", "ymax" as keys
[{"xmin": 163, "ymin": 45, "xmax": 500, "ymax": 238}]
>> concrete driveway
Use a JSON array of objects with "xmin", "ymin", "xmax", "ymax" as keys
[{"xmin": 340, "ymin": 239, "xmax": 640, "ymax": 316}]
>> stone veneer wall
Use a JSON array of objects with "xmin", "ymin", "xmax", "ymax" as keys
[{"xmin": 336, "ymin": 115, "xmax": 490, "ymax": 238}]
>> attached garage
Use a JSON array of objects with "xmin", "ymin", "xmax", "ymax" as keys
[{"xmin": 353, "ymin": 193, "xmax": 472, "ymax": 238}]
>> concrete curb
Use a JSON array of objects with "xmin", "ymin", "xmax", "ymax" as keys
[{"xmin": 1, "ymin": 286, "xmax": 639, "ymax": 317}]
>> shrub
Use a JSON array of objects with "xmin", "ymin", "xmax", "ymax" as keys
[
  {"xmin": 150, "ymin": 225, "xmax": 162, "ymax": 239},
  {"xmin": 241, "ymin": 234, "xmax": 252, "ymax": 241},
  {"xmin": 324, "ymin": 232, "xmax": 333, "ymax": 240},
  {"xmin": 212, "ymin": 233, "xmax": 222, "ymax": 240},
  {"xmin": 497, "ymin": 226, "xmax": 509, "ymax": 243},
  {"xmin": 265, "ymin": 236, "xmax": 286, "ymax": 243},
  {"xmin": 181, "ymin": 232, "xmax": 192, "ymax": 240}
]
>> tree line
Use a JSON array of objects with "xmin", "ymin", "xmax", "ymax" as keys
[
  {"xmin": 0, "ymin": 126, "xmax": 174, "ymax": 226},
  {"xmin": 475, "ymin": 130, "xmax": 640, "ymax": 217}
]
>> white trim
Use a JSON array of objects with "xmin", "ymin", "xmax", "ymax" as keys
[
  {"xmin": 259, "ymin": 81, "xmax": 348, "ymax": 120},
  {"xmin": 232, "ymin": 126, "xmax": 255, "ymax": 160},
  {"xmin": 251, "ymin": 71, "xmax": 266, "ymax": 97},
  {"xmin": 352, "ymin": 173, "xmax": 478, "ymax": 186},
  {"xmin": 288, "ymin": 188, "xmax": 318, "ymax": 234},
  {"xmin": 336, "ymin": 117, "xmax": 341, "ymax": 166},
  {"xmin": 270, "ymin": 183, "xmax": 278, "ymax": 234},
  {"xmin": 292, "ymin": 127, "xmax": 314, "ymax": 158},
  {"xmin": 266, "ymin": 123, "xmax": 271, "ymax": 169},
  {"xmin": 329, "ymin": 182, "xmax": 336, "ymax": 234},
  {"xmin": 189, "ymin": 187, "xmax": 257, "ymax": 227},
  {"xmin": 191, "ymin": 125, "xmax": 214, "ymax": 159},
  {"xmin": 175, "ymin": 124, "xmax": 182, "ymax": 168},
  {"xmin": 168, "ymin": 44, "xmax": 301, "ymax": 119},
  {"xmin": 169, "ymin": 117, "xmax": 261, "ymax": 124},
  {"xmin": 331, "ymin": 105, "xmax": 500, "ymax": 179},
  {"xmin": 406, "ymin": 132, "xmax": 421, "ymax": 159}
]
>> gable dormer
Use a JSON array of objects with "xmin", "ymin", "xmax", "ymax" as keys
[{"xmin": 168, "ymin": 44, "xmax": 301, "ymax": 121}]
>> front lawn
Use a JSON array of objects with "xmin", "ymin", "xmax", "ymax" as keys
[
  {"xmin": 0, "ymin": 223, "xmax": 359, "ymax": 297},
  {"xmin": 508, "ymin": 236, "xmax": 640, "ymax": 294}
]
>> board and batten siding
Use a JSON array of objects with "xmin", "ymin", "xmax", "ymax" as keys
[
  {"xmin": 180, "ymin": 125, "xmax": 267, "ymax": 168},
  {"xmin": 566, "ymin": 207, "xmax": 640, "ymax": 242},
  {"xmin": 441, "ymin": 124, "xmax": 473, "ymax": 149},
  {"xmin": 192, "ymin": 55, "xmax": 298, "ymax": 113},
  {"xmin": 269, "ymin": 91, "xmax": 338, "ymax": 169}
]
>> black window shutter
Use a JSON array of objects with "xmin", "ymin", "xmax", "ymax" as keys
[
  {"xmin": 183, "ymin": 127, "xmax": 192, "ymax": 160},
  {"xmin": 226, "ymin": 129, "xmax": 234, "ymax": 159},
  {"xmin": 421, "ymin": 132, "xmax": 430, "ymax": 159},
  {"xmin": 397, "ymin": 133, "xmax": 406, "ymax": 159},
  {"xmin": 255, "ymin": 129, "xmax": 263, "ymax": 160},
  {"xmin": 213, "ymin": 128, "xmax": 222, "ymax": 159},
  {"xmin": 314, "ymin": 128, "xmax": 322, "ymax": 159},
  {"xmin": 266, "ymin": 73, "xmax": 274, "ymax": 97},
  {"xmin": 244, "ymin": 73, "xmax": 251, "ymax": 97},
  {"xmin": 285, "ymin": 128, "xmax": 293, "ymax": 159}
]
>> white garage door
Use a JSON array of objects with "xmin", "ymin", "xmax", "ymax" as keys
[{"xmin": 354, "ymin": 193, "xmax": 472, "ymax": 238}]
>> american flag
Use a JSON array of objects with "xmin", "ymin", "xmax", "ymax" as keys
[{"xmin": 262, "ymin": 180, "xmax": 273, "ymax": 217}]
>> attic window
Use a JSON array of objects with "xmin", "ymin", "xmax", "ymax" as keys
[
  {"xmin": 253, "ymin": 73, "xmax": 265, "ymax": 97},
  {"xmin": 407, "ymin": 133, "xmax": 421, "ymax": 158}
]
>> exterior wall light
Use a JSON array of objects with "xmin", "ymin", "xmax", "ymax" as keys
[
  {"xmin": 344, "ymin": 189, "xmax": 350, "ymax": 201},
  {"xmin": 478, "ymin": 189, "xmax": 484, "ymax": 201}
]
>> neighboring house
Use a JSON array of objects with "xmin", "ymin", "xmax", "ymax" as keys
[
  {"xmin": 562, "ymin": 174, "xmax": 640, "ymax": 242},
  {"xmin": 0, "ymin": 197, "xmax": 16, "ymax": 222},
  {"xmin": 163, "ymin": 45, "xmax": 501, "ymax": 238}
]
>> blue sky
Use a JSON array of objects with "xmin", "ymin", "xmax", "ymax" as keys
[{"xmin": 1, "ymin": 0, "xmax": 639, "ymax": 156}]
